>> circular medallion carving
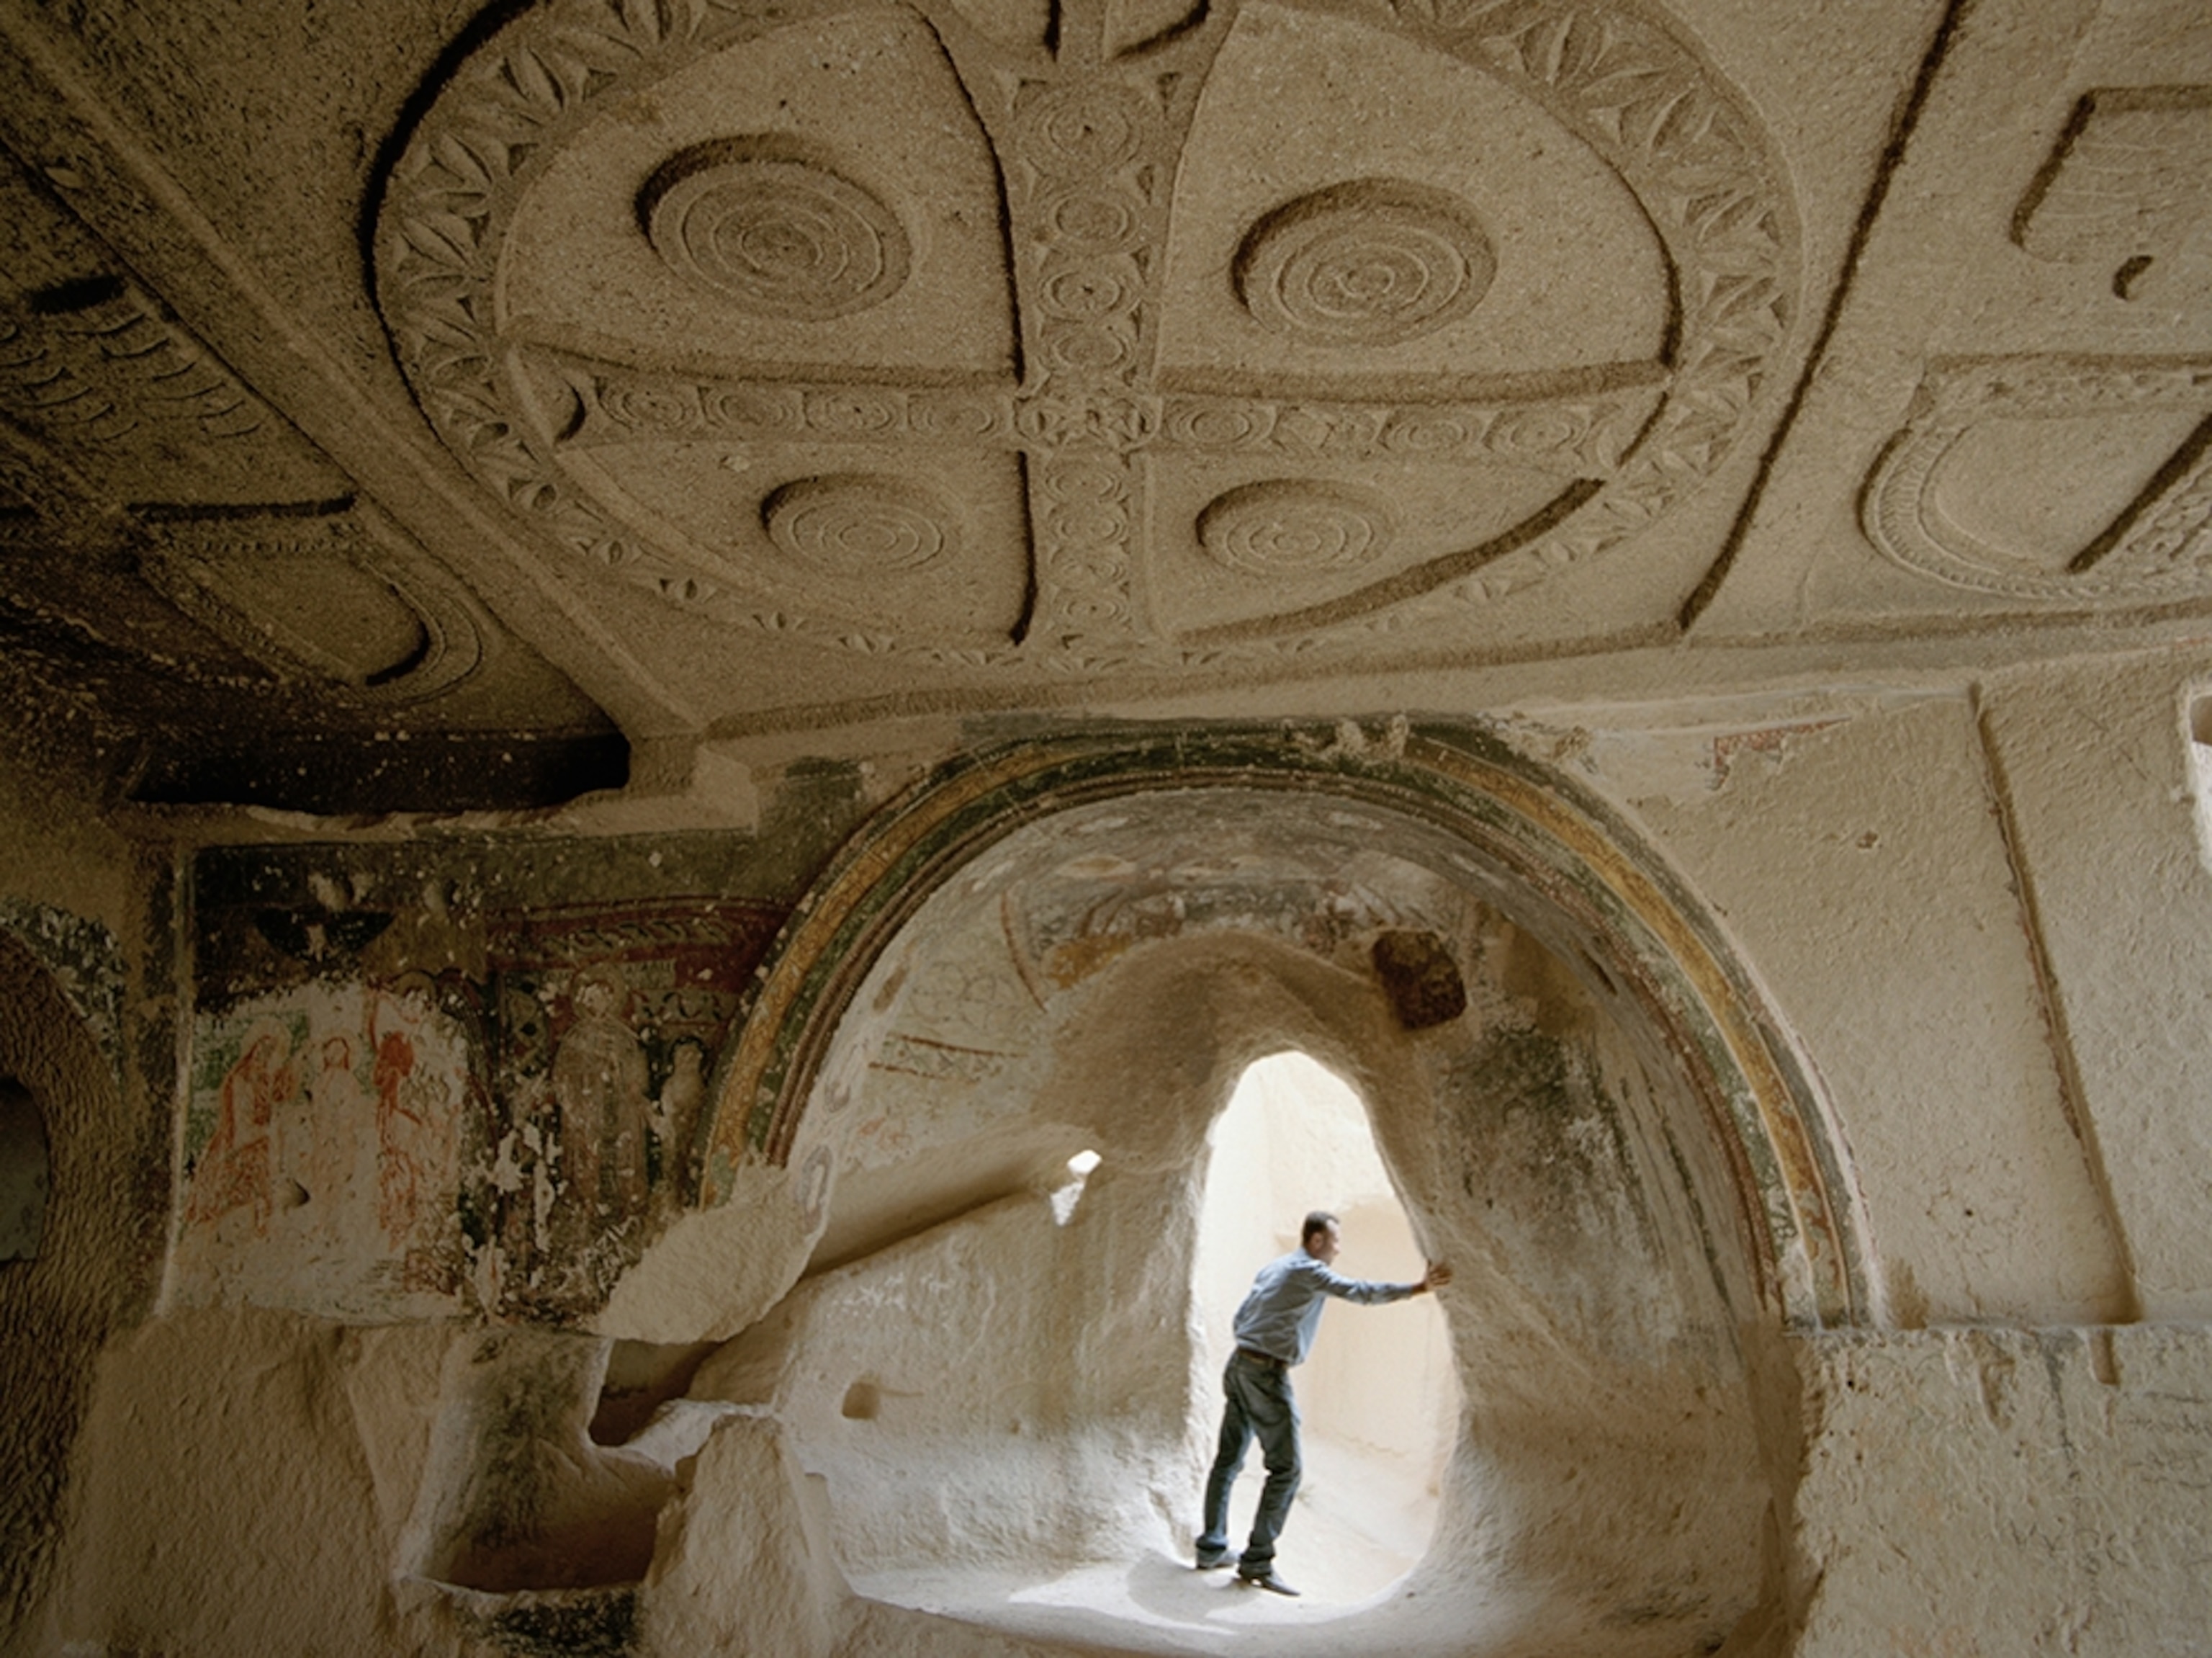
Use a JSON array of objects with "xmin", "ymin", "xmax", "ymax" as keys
[
  {"xmin": 642, "ymin": 138, "xmax": 910, "ymax": 320},
  {"xmin": 1199, "ymin": 482, "xmax": 1393, "ymax": 575},
  {"xmin": 1234, "ymin": 179, "xmax": 1496, "ymax": 347},
  {"xmin": 378, "ymin": 0, "xmax": 1798, "ymax": 665},
  {"xmin": 1050, "ymin": 192, "xmax": 1141, "ymax": 252},
  {"xmin": 763, "ymin": 475, "xmax": 958, "ymax": 573},
  {"xmin": 1017, "ymin": 83, "xmax": 1146, "ymax": 177}
]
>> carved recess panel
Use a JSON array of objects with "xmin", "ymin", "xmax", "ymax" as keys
[
  {"xmin": 377, "ymin": 0, "xmax": 1800, "ymax": 671},
  {"xmin": 1864, "ymin": 357, "xmax": 2212, "ymax": 601},
  {"xmin": 0, "ymin": 256, "xmax": 349, "ymax": 509},
  {"xmin": 1, "ymin": 273, "xmax": 349, "ymax": 511},
  {"xmin": 2013, "ymin": 86, "xmax": 2212, "ymax": 303},
  {"xmin": 140, "ymin": 510, "xmax": 489, "ymax": 704}
]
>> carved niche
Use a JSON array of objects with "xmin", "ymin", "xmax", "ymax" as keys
[
  {"xmin": 2013, "ymin": 86, "xmax": 2212, "ymax": 302},
  {"xmin": 376, "ymin": 0, "xmax": 1801, "ymax": 669},
  {"xmin": 1864, "ymin": 358, "xmax": 2212, "ymax": 603}
]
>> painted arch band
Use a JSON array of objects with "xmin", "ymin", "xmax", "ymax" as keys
[{"xmin": 696, "ymin": 725, "xmax": 1871, "ymax": 1330}]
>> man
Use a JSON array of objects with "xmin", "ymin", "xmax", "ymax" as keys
[{"xmin": 1195, "ymin": 1210, "xmax": 1451, "ymax": 1596}]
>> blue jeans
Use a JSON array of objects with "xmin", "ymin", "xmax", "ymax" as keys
[{"xmin": 1196, "ymin": 1350, "xmax": 1300, "ymax": 1574}]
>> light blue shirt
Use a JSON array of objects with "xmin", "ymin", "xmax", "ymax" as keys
[{"xmin": 1231, "ymin": 1248, "xmax": 1421, "ymax": 1366}]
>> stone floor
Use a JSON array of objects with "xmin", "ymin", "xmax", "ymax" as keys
[{"xmin": 851, "ymin": 1431, "xmax": 1458, "ymax": 1655}]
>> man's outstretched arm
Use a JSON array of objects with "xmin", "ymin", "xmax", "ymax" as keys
[{"xmin": 1312, "ymin": 1258, "xmax": 1452, "ymax": 1304}]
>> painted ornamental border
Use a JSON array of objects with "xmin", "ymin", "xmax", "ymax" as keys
[{"xmin": 696, "ymin": 722, "xmax": 1871, "ymax": 1330}]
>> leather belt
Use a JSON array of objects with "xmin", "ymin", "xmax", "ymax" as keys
[{"xmin": 1234, "ymin": 1347, "xmax": 1287, "ymax": 1368}]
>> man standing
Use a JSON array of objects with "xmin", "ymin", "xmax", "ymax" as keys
[{"xmin": 1195, "ymin": 1210, "xmax": 1451, "ymax": 1596}]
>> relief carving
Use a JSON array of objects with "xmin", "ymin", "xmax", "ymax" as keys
[
  {"xmin": 763, "ymin": 473, "xmax": 961, "ymax": 573},
  {"xmin": 140, "ymin": 509, "xmax": 487, "ymax": 703},
  {"xmin": 0, "ymin": 275, "xmax": 346, "ymax": 507},
  {"xmin": 1198, "ymin": 480, "xmax": 1394, "ymax": 575},
  {"xmin": 2013, "ymin": 86, "xmax": 2212, "ymax": 300},
  {"xmin": 1862, "ymin": 356, "xmax": 2212, "ymax": 600},
  {"xmin": 568, "ymin": 356, "xmax": 1647, "ymax": 475},
  {"xmin": 375, "ymin": 0, "xmax": 1798, "ymax": 668},
  {"xmin": 642, "ymin": 137, "xmax": 912, "ymax": 318},
  {"xmin": 1233, "ymin": 179, "xmax": 1496, "ymax": 346}
]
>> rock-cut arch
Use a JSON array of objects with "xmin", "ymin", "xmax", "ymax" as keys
[{"xmin": 697, "ymin": 721, "xmax": 1869, "ymax": 1332}]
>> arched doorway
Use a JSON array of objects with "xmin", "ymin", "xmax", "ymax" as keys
[
  {"xmin": 644, "ymin": 723, "xmax": 1867, "ymax": 1653},
  {"xmin": 1193, "ymin": 1051, "xmax": 1457, "ymax": 1602}
]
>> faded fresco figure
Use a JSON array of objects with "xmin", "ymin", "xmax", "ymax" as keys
[
  {"xmin": 186, "ymin": 1022, "xmax": 299, "ymax": 1238},
  {"xmin": 305, "ymin": 1034, "xmax": 367, "ymax": 1217},
  {"xmin": 552, "ymin": 969, "xmax": 650, "ymax": 1227},
  {"xmin": 268, "ymin": 1035, "xmax": 327, "ymax": 1223},
  {"xmin": 649, "ymin": 1037, "xmax": 709, "ymax": 1214},
  {"xmin": 372, "ymin": 1011, "xmax": 421, "ymax": 1241}
]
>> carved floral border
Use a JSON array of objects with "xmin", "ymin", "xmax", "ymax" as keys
[{"xmin": 375, "ymin": 0, "xmax": 1799, "ymax": 669}]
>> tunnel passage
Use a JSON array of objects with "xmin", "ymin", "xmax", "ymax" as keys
[
  {"xmin": 642, "ymin": 727, "xmax": 1867, "ymax": 1656},
  {"xmin": 1, "ymin": 1075, "xmax": 50, "ymax": 1262},
  {"xmin": 1192, "ymin": 1051, "xmax": 1458, "ymax": 1602}
]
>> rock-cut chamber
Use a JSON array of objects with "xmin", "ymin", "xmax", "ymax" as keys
[{"xmin": 628, "ymin": 784, "xmax": 1803, "ymax": 1657}]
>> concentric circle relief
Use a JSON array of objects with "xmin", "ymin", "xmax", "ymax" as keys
[
  {"xmin": 642, "ymin": 138, "xmax": 910, "ymax": 320},
  {"xmin": 375, "ymin": 0, "xmax": 1799, "ymax": 666},
  {"xmin": 1235, "ymin": 180, "xmax": 1496, "ymax": 347},
  {"xmin": 1199, "ymin": 482, "xmax": 1393, "ymax": 576},
  {"xmin": 1015, "ymin": 81, "xmax": 1148, "ymax": 177},
  {"xmin": 763, "ymin": 475, "xmax": 960, "ymax": 575}
]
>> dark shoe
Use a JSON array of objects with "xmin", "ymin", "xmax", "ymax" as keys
[
  {"xmin": 1195, "ymin": 1549, "xmax": 1232, "ymax": 1569},
  {"xmin": 1236, "ymin": 1570, "xmax": 1300, "ymax": 1597}
]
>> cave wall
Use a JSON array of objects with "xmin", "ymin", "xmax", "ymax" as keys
[
  {"xmin": 0, "ymin": 747, "xmax": 163, "ymax": 1648},
  {"xmin": 4, "ymin": 669, "xmax": 2212, "ymax": 1655},
  {"xmin": 1552, "ymin": 650, "xmax": 2212, "ymax": 1652}
]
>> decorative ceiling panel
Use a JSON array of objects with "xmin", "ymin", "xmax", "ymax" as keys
[{"xmin": 376, "ymin": 0, "xmax": 1800, "ymax": 674}]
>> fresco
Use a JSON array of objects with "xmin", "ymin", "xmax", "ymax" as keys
[
  {"xmin": 174, "ymin": 979, "xmax": 478, "ymax": 1318},
  {"xmin": 0, "ymin": 902, "xmax": 127, "ymax": 1088},
  {"xmin": 482, "ymin": 902, "xmax": 781, "ymax": 1317},
  {"xmin": 174, "ymin": 882, "xmax": 786, "ymax": 1323}
]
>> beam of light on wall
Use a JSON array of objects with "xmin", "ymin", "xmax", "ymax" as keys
[{"xmin": 2190, "ymin": 692, "xmax": 2212, "ymax": 879}]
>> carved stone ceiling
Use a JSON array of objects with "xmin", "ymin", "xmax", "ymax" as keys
[{"xmin": 0, "ymin": 0, "xmax": 2208, "ymax": 810}]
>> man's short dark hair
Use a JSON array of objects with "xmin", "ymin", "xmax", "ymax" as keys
[{"xmin": 1301, "ymin": 1211, "xmax": 1339, "ymax": 1247}]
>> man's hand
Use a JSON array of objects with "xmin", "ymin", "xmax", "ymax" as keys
[{"xmin": 1418, "ymin": 1260, "xmax": 1453, "ymax": 1293}]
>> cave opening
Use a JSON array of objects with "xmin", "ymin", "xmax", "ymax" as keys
[{"xmin": 1192, "ymin": 1049, "xmax": 1455, "ymax": 1603}]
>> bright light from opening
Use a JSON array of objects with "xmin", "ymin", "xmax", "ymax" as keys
[
  {"xmin": 1052, "ymin": 1148, "xmax": 1102, "ymax": 1225},
  {"xmin": 1190, "ymin": 1052, "xmax": 1455, "ymax": 1600}
]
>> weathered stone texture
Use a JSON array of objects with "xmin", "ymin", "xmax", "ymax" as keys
[
  {"xmin": 3, "ymin": 0, "xmax": 2212, "ymax": 1649},
  {"xmin": 1979, "ymin": 652, "xmax": 2212, "ymax": 1319},
  {"xmin": 1627, "ymin": 695, "xmax": 2132, "ymax": 1325},
  {"xmin": 1792, "ymin": 1326, "xmax": 2212, "ymax": 1657}
]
